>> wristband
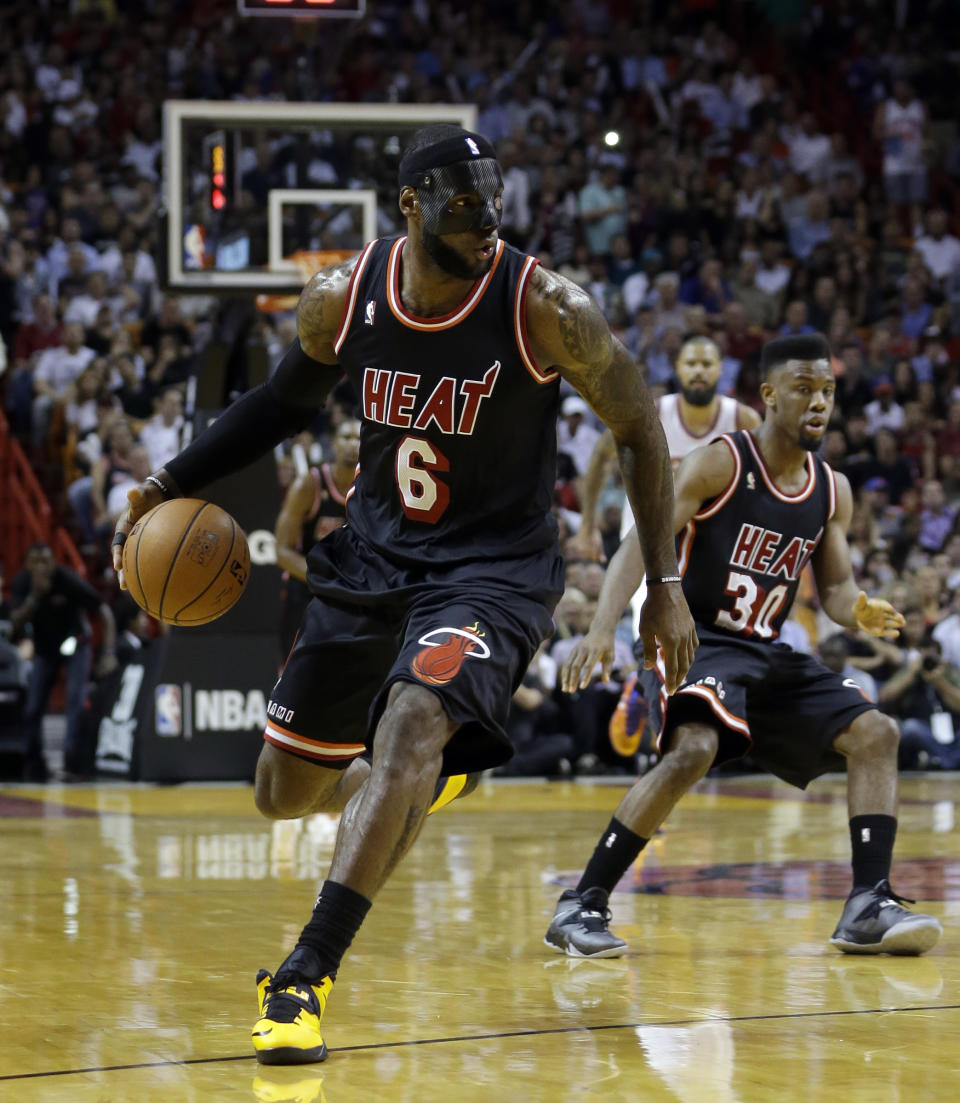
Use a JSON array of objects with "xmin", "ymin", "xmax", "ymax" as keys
[
  {"xmin": 647, "ymin": 575, "xmax": 682, "ymax": 585},
  {"xmin": 145, "ymin": 473, "xmax": 177, "ymax": 499}
]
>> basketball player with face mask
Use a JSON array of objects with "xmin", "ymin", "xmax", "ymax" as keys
[{"xmin": 112, "ymin": 126, "xmax": 697, "ymax": 1064}]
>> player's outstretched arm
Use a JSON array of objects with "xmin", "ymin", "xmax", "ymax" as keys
[
  {"xmin": 112, "ymin": 258, "xmax": 357, "ymax": 583},
  {"xmin": 560, "ymin": 440, "xmax": 734, "ymax": 693},
  {"xmin": 525, "ymin": 264, "xmax": 695, "ymax": 692},
  {"xmin": 813, "ymin": 471, "xmax": 905, "ymax": 639},
  {"xmin": 567, "ymin": 427, "xmax": 616, "ymax": 561}
]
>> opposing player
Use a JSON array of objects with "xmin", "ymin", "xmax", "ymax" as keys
[
  {"xmin": 275, "ymin": 418, "xmax": 360, "ymax": 662},
  {"xmin": 548, "ymin": 334, "xmax": 942, "ymax": 959},
  {"xmin": 569, "ymin": 336, "xmax": 761, "ymax": 563},
  {"xmin": 112, "ymin": 126, "xmax": 697, "ymax": 1063}
]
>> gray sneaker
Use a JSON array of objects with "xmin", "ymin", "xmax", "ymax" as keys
[
  {"xmin": 829, "ymin": 879, "xmax": 942, "ymax": 955},
  {"xmin": 544, "ymin": 888, "xmax": 627, "ymax": 958}
]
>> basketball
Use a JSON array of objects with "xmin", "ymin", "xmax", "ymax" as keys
[{"xmin": 121, "ymin": 499, "xmax": 250, "ymax": 626}]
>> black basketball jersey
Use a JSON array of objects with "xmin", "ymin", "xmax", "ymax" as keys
[
  {"xmin": 329, "ymin": 235, "xmax": 560, "ymax": 567},
  {"xmin": 678, "ymin": 431, "xmax": 837, "ymax": 641}
]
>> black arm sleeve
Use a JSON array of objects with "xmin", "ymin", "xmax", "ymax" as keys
[{"xmin": 164, "ymin": 339, "xmax": 342, "ymax": 497}]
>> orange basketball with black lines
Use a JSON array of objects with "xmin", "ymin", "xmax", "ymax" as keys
[{"xmin": 121, "ymin": 499, "xmax": 250, "ymax": 626}]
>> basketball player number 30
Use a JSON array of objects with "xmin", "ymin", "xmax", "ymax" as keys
[
  {"xmin": 715, "ymin": 570, "xmax": 788, "ymax": 639},
  {"xmin": 395, "ymin": 436, "xmax": 450, "ymax": 523}
]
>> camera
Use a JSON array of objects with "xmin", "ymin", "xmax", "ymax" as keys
[{"xmin": 922, "ymin": 654, "xmax": 940, "ymax": 672}]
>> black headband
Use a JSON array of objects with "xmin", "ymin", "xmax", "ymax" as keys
[{"xmin": 398, "ymin": 131, "xmax": 498, "ymax": 187}]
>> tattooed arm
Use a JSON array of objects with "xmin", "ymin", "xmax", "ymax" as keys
[
  {"xmin": 295, "ymin": 256, "xmax": 357, "ymax": 362},
  {"xmin": 112, "ymin": 259, "xmax": 355, "ymax": 582},
  {"xmin": 526, "ymin": 265, "xmax": 697, "ymax": 692}
]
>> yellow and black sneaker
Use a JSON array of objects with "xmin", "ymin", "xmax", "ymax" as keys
[
  {"xmin": 427, "ymin": 771, "xmax": 481, "ymax": 815},
  {"xmin": 252, "ymin": 968, "xmax": 334, "ymax": 1065}
]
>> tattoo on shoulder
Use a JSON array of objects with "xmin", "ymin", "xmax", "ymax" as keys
[
  {"xmin": 531, "ymin": 265, "xmax": 609, "ymax": 367},
  {"xmin": 296, "ymin": 255, "xmax": 358, "ymax": 342}
]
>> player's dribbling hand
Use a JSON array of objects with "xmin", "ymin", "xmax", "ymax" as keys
[
  {"xmin": 111, "ymin": 473, "xmax": 174, "ymax": 589},
  {"xmin": 853, "ymin": 590, "xmax": 905, "ymax": 639},
  {"xmin": 560, "ymin": 627, "xmax": 617, "ymax": 693},
  {"xmin": 639, "ymin": 582, "xmax": 698, "ymax": 695}
]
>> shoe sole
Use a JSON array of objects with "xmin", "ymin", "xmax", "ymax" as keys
[
  {"xmin": 543, "ymin": 934, "xmax": 627, "ymax": 959},
  {"xmin": 254, "ymin": 1042, "xmax": 328, "ymax": 1065},
  {"xmin": 830, "ymin": 916, "xmax": 943, "ymax": 956}
]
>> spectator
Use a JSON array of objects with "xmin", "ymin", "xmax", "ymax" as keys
[
  {"xmin": 874, "ymin": 78, "xmax": 927, "ymax": 214},
  {"xmin": 878, "ymin": 609, "xmax": 960, "ymax": 770},
  {"xmin": 497, "ymin": 645, "xmax": 575, "ymax": 778},
  {"xmin": 788, "ymin": 190, "xmax": 831, "ymax": 261},
  {"xmin": 678, "ymin": 258, "xmax": 732, "ymax": 315},
  {"xmin": 104, "ymin": 444, "xmax": 153, "ymax": 525},
  {"xmin": 818, "ymin": 633, "xmax": 878, "ymax": 702},
  {"xmin": 578, "ymin": 164, "xmax": 628, "ymax": 258},
  {"xmin": 138, "ymin": 386, "xmax": 185, "ymax": 472},
  {"xmin": 557, "ymin": 396, "xmax": 601, "ymax": 481},
  {"xmin": 649, "ymin": 272, "xmax": 686, "ymax": 334},
  {"xmin": 28, "ymin": 320, "xmax": 96, "ymax": 447},
  {"xmin": 11, "ymin": 292, "xmax": 61, "ymax": 366},
  {"xmin": 728, "ymin": 259, "xmax": 774, "ymax": 329},
  {"xmin": 913, "ymin": 209, "xmax": 960, "ymax": 286},
  {"xmin": 788, "ymin": 112, "xmax": 831, "ymax": 181},
  {"xmin": 9, "ymin": 543, "xmax": 117, "ymax": 780},
  {"xmin": 918, "ymin": 480, "xmax": 955, "ymax": 553},
  {"xmin": 865, "ymin": 377, "xmax": 905, "ymax": 436},
  {"xmin": 780, "ymin": 299, "xmax": 814, "ymax": 337}
]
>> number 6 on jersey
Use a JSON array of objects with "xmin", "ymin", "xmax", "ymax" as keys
[{"xmin": 395, "ymin": 435, "xmax": 450, "ymax": 522}]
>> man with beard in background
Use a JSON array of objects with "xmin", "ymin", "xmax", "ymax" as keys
[{"xmin": 572, "ymin": 336, "xmax": 761, "ymax": 560}]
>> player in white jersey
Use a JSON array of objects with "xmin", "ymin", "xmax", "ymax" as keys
[{"xmin": 571, "ymin": 336, "xmax": 761, "ymax": 559}]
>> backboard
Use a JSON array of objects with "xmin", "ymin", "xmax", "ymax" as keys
[{"xmin": 163, "ymin": 101, "xmax": 477, "ymax": 295}]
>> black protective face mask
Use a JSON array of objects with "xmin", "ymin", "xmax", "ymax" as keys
[{"xmin": 414, "ymin": 158, "xmax": 503, "ymax": 236}]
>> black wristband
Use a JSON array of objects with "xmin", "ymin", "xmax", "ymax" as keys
[{"xmin": 647, "ymin": 575, "xmax": 682, "ymax": 585}]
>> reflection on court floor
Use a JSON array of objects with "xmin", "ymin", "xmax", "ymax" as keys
[{"xmin": 0, "ymin": 775, "xmax": 957, "ymax": 1101}]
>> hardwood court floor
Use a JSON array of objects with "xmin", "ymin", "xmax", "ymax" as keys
[{"xmin": 0, "ymin": 774, "xmax": 957, "ymax": 1102}]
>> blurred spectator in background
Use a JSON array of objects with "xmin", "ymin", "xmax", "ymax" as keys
[{"xmin": 9, "ymin": 543, "xmax": 116, "ymax": 780}]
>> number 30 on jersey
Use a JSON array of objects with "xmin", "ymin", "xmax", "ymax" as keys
[{"xmin": 715, "ymin": 570, "xmax": 789, "ymax": 639}]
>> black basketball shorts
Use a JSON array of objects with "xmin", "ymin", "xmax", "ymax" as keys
[
  {"xmin": 263, "ymin": 526, "xmax": 563, "ymax": 775},
  {"xmin": 640, "ymin": 624, "xmax": 877, "ymax": 789}
]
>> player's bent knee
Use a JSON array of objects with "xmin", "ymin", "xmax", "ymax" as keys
[
  {"xmin": 836, "ymin": 710, "xmax": 900, "ymax": 760},
  {"xmin": 377, "ymin": 682, "xmax": 455, "ymax": 767},
  {"xmin": 665, "ymin": 722, "xmax": 719, "ymax": 780},
  {"xmin": 253, "ymin": 742, "xmax": 339, "ymax": 819}
]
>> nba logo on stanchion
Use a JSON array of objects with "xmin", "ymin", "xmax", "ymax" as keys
[{"xmin": 155, "ymin": 685, "xmax": 183, "ymax": 736}]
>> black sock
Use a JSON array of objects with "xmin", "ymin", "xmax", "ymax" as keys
[
  {"xmin": 849, "ymin": 814, "xmax": 897, "ymax": 890},
  {"xmin": 577, "ymin": 816, "xmax": 648, "ymax": 898},
  {"xmin": 285, "ymin": 879, "xmax": 372, "ymax": 981}
]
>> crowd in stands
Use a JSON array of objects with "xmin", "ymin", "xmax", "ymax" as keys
[{"xmin": 3, "ymin": 0, "xmax": 960, "ymax": 778}]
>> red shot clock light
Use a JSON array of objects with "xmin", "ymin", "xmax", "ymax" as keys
[{"xmin": 203, "ymin": 131, "xmax": 228, "ymax": 212}]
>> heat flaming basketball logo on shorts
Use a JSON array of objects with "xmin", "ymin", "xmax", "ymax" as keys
[
  {"xmin": 185, "ymin": 529, "xmax": 219, "ymax": 565},
  {"xmin": 411, "ymin": 622, "xmax": 491, "ymax": 686}
]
